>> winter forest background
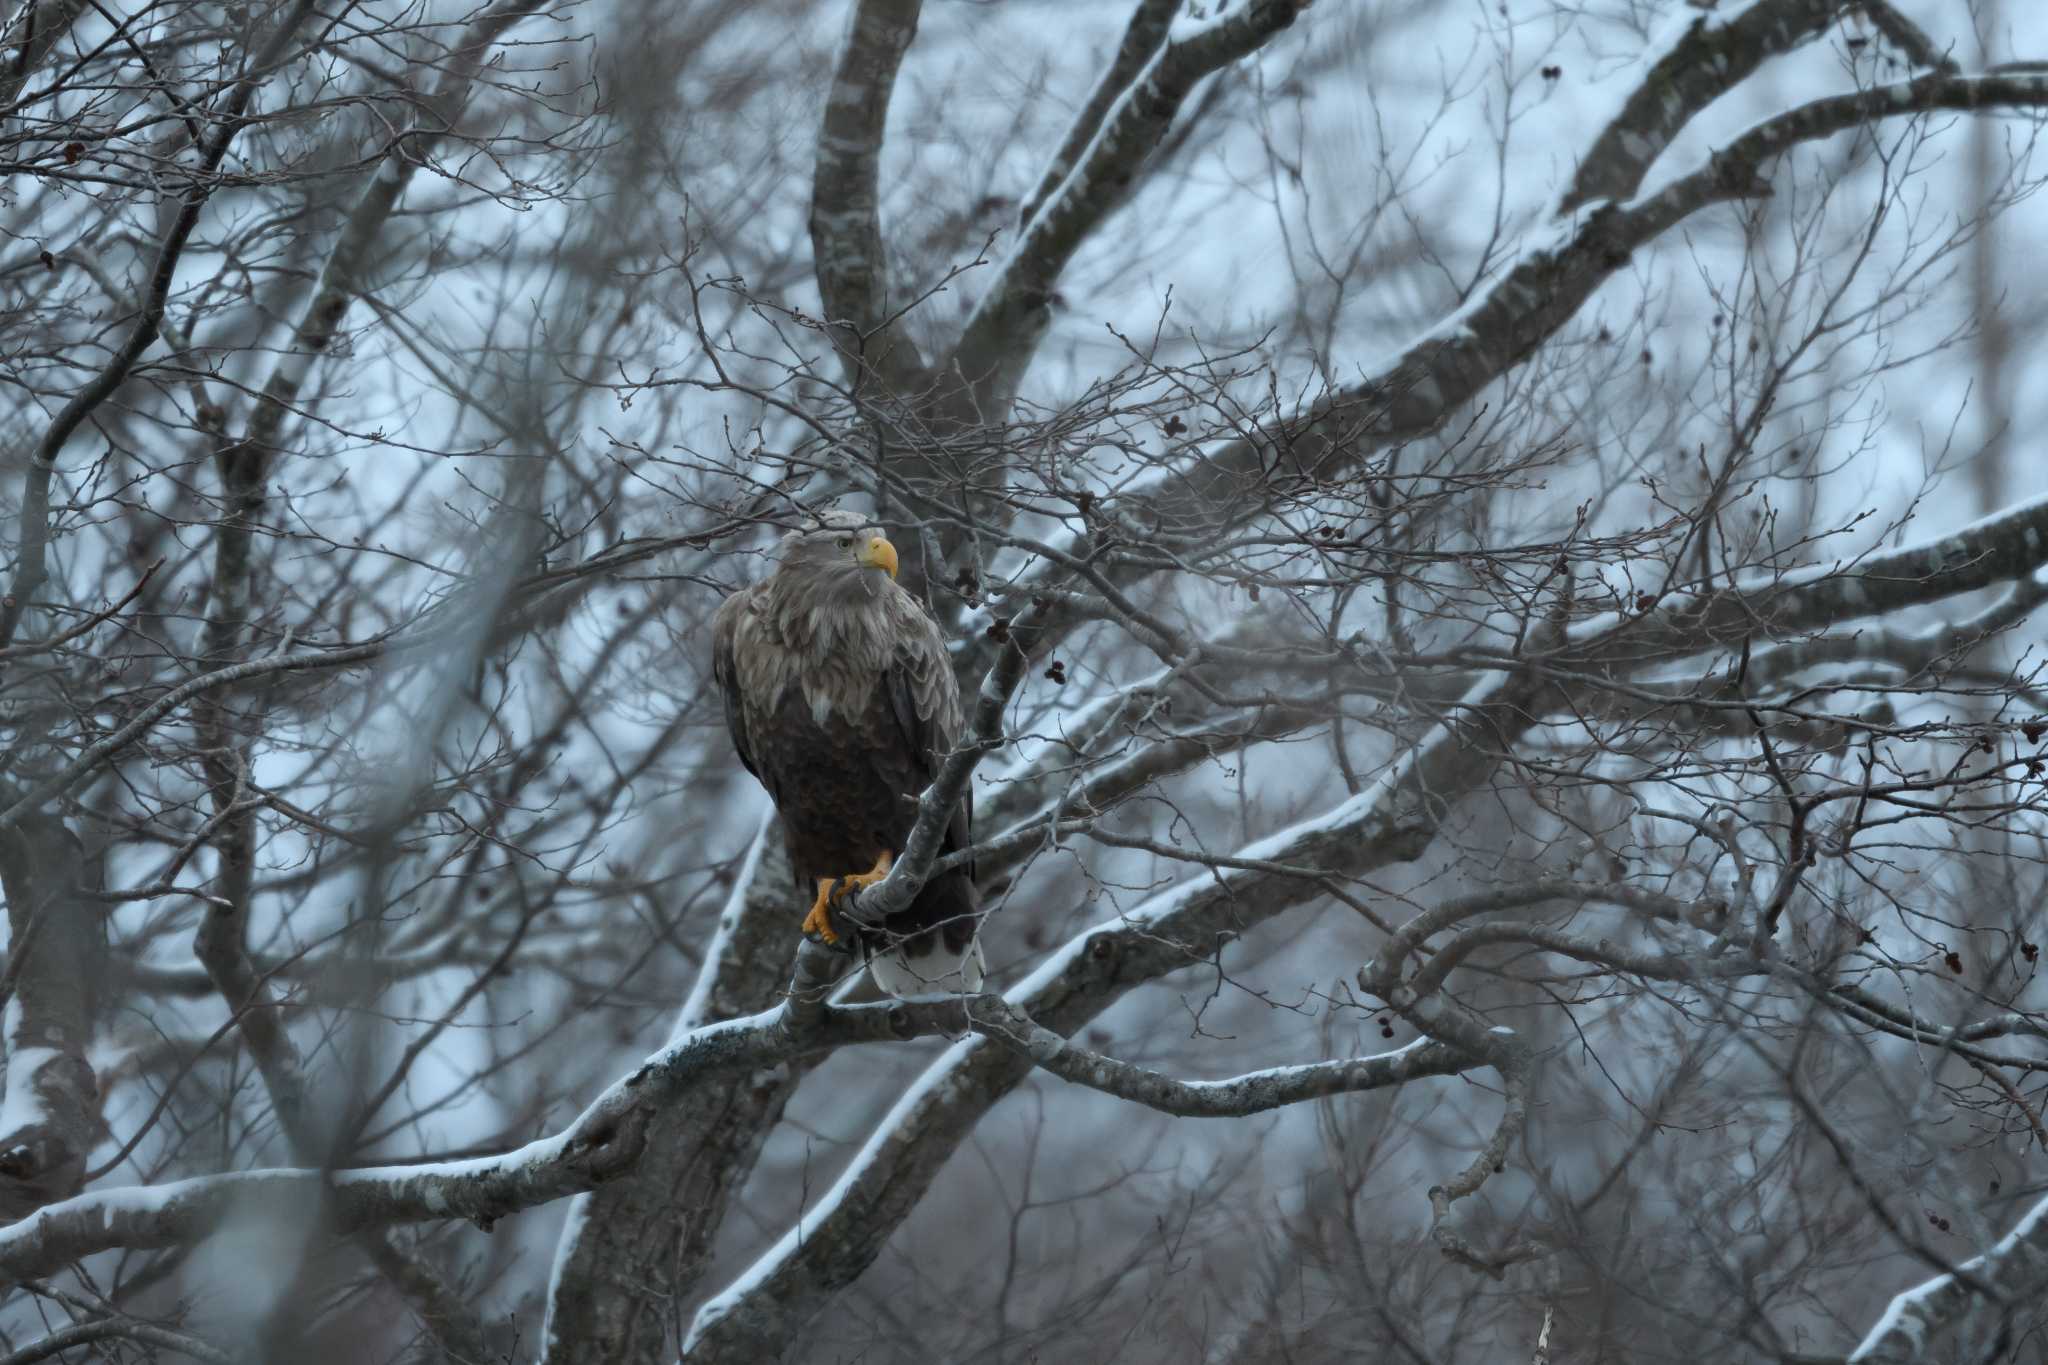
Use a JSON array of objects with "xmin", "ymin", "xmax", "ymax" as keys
[{"xmin": 3, "ymin": 0, "xmax": 2048, "ymax": 1361}]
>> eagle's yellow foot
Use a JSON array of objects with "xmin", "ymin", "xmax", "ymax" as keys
[
  {"xmin": 835, "ymin": 849, "xmax": 894, "ymax": 898},
  {"xmin": 801, "ymin": 851, "xmax": 894, "ymax": 947},
  {"xmin": 802, "ymin": 880, "xmax": 843, "ymax": 946}
]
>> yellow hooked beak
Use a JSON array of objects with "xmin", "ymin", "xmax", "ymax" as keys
[{"xmin": 857, "ymin": 534, "xmax": 898, "ymax": 580}]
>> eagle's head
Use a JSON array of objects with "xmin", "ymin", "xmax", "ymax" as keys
[{"xmin": 774, "ymin": 509, "xmax": 899, "ymax": 602}]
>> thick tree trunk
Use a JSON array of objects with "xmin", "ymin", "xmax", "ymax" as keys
[
  {"xmin": 542, "ymin": 819, "xmax": 812, "ymax": 1365},
  {"xmin": 0, "ymin": 812, "xmax": 103, "ymax": 1220}
]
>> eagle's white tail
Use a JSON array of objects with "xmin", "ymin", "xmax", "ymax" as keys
[{"xmin": 868, "ymin": 934, "xmax": 986, "ymax": 999}]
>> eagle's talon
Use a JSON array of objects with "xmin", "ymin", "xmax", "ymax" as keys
[
  {"xmin": 803, "ymin": 880, "xmax": 843, "ymax": 947},
  {"xmin": 826, "ymin": 850, "xmax": 894, "ymax": 929},
  {"xmin": 800, "ymin": 852, "xmax": 895, "ymax": 946}
]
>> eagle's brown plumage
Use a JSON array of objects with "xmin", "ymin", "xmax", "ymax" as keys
[{"xmin": 710, "ymin": 509, "xmax": 984, "ymax": 996}]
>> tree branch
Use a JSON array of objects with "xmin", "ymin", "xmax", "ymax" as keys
[
  {"xmin": 0, "ymin": 959, "xmax": 1446, "ymax": 1295},
  {"xmin": 947, "ymin": 0, "xmax": 1313, "ymax": 414},
  {"xmin": 1014, "ymin": 0, "xmax": 1178, "ymax": 227},
  {"xmin": 1846, "ymin": 1194, "xmax": 2048, "ymax": 1362},
  {"xmin": 809, "ymin": 0, "xmax": 929, "ymax": 392},
  {"xmin": 966, "ymin": 998, "xmax": 1476, "ymax": 1117},
  {"xmin": 1558, "ymin": 0, "xmax": 1849, "ymax": 214},
  {"xmin": 0, "ymin": 0, "xmax": 325, "ymax": 649}
]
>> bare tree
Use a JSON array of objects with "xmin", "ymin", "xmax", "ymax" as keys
[{"xmin": 2, "ymin": 1, "xmax": 2047, "ymax": 1362}]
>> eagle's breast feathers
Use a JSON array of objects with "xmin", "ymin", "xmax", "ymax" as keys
[{"xmin": 713, "ymin": 579, "xmax": 959, "ymax": 762}]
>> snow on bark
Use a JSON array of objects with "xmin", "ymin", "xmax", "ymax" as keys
[{"xmin": 1850, "ymin": 1192, "xmax": 2048, "ymax": 1362}]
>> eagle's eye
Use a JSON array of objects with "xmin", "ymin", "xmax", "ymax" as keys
[{"xmin": 837, "ymin": 536, "xmax": 851, "ymax": 548}]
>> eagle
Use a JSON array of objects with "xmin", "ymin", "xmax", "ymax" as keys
[{"xmin": 710, "ymin": 509, "xmax": 985, "ymax": 996}]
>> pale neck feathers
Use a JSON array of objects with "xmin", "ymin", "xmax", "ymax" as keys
[{"xmin": 747, "ymin": 569, "xmax": 911, "ymax": 720}]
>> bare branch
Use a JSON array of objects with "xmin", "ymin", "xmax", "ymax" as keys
[
  {"xmin": 948, "ymin": 0, "xmax": 1314, "ymax": 413},
  {"xmin": 0, "ymin": 0, "xmax": 326, "ymax": 648},
  {"xmin": 967, "ymin": 998, "xmax": 1476, "ymax": 1117}
]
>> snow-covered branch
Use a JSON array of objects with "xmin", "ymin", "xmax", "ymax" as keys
[
  {"xmin": 1014, "ymin": 0, "xmax": 1177, "ymax": 227},
  {"xmin": 0, "ymin": 932, "xmax": 1442, "ymax": 1291},
  {"xmin": 1558, "ymin": 0, "xmax": 1847, "ymax": 214},
  {"xmin": 1850, "ymin": 1194, "xmax": 2048, "ymax": 1362},
  {"xmin": 0, "ymin": 989, "xmax": 931, "ymax": 1286},
  {"xmin": 966, "ymin": 998, "xmax": 1476, "ymax": 1118},
  {"xmin": 1061, "ymin": 70, "xmax": 2048, "ymax": 640}
]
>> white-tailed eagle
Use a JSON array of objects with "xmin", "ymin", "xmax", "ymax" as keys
[{"xmin": 710, "ymin": 510, "xmax": 985, "ymax": 996}]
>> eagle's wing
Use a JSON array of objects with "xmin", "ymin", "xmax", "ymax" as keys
[
  {"xmin": 710, "ymin": 586, "xmax": 763, "ymax": 787},
  {"xmin": 877, "ymin": 603, "xmax": 972, "ymax": 878}
]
